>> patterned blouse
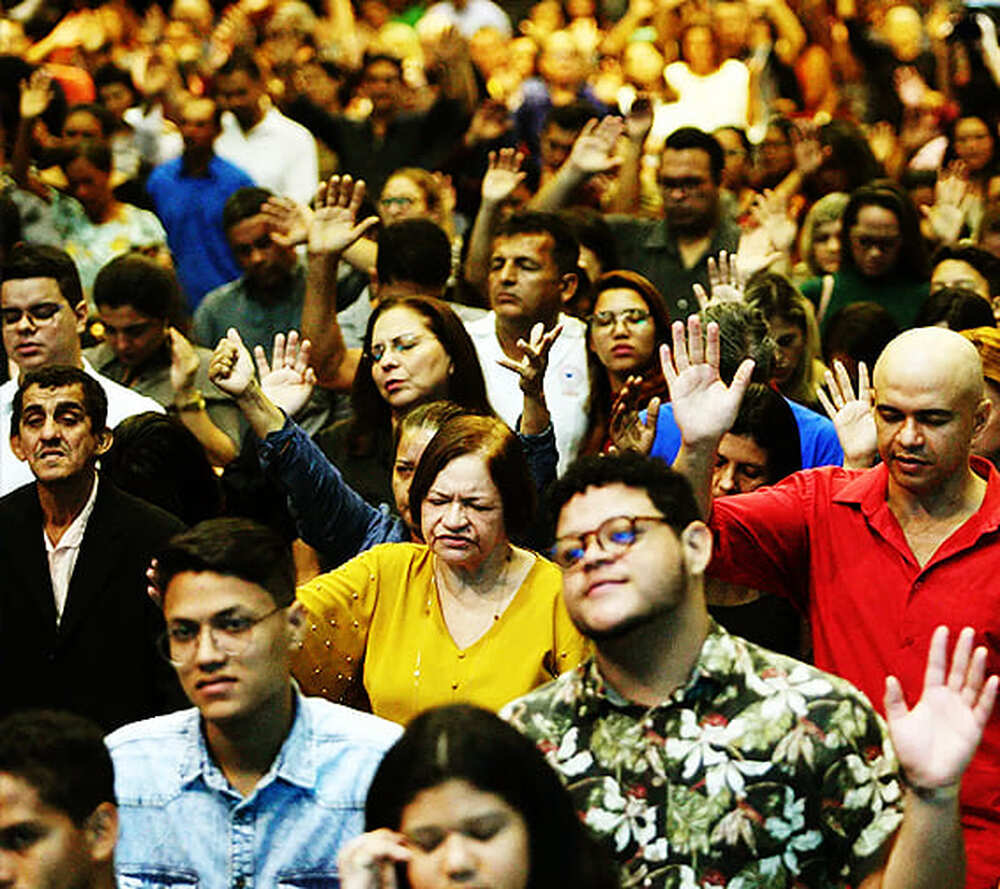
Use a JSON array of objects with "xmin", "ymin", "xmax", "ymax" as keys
[{"xmin": 503, "ymin": 623, "xmax": 904, "ymax": 889}]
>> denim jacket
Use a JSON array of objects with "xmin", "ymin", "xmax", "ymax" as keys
[{"xmin": 106, "ymin": 690, "xmax": 401, "ymax": 889}]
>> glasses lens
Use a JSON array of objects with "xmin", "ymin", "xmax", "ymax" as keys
[
  {"xmin": 551, "ymin": 539, "xmax": 584, "ymax": 569},
  {"xmin": 598, "ymin": 517, "xmax": 638, "ymax": 552}
]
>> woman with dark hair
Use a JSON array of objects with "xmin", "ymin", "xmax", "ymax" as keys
[
  {"xmin": 582, "ymin": 270, "xmax": 670, "ymax": 454},
  {"xmin": 707, "ymin": 383, "xmax": 803, "ymax": 656},
  {"xmin": 913, "ymin": 286, "xmax": 997, "ymax": 331},
  {"xmin": 943, "ymin": 114, "xmax": 998, "ymax": 191},
  {"xmin": 316, "ymin": 295, "xmax": 494, "ymax": 507},
  {"xmin": 293, "ymin": 414, "xmax": 587, "ymax": 722},
  {"xmin": 801, "ymin": 180, "xmax": 929, "ymax": 330},
  {"xmin": 821, "ymin": 301, "xmax": 900, "ymax": 381},
  {"xmin": 339, "ymin": 705, "xmax": 618, "ymax": 889}
]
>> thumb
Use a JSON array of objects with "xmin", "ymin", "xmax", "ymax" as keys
[{"xmin": 226, "ymin": 327, "xmax": 246, "ymax": 349}]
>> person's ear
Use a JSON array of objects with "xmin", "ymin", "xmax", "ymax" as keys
[
  {"xmin": 680, "ymin": 520, "xmax": 712, "ymax": 576},
  {"xmin": 558, "ymin": 271, "xmax": 579, "ymax": 305},
  {"xmin": 72, "ymin": 299, "xmax": 88, "ymax": 337},
  {"xmin": 286, "ymin": 600, "xmax": 307, "ymax": 647},
  {"xmin": 10, "ymin": 432, "xmax": 26, "ymax": 462},
  {"xmin": 973, "ymin": 397, "xmax": 991, "ymax": 438},
  {"xmin": 94, "ymin": 428, "xmax": 113, "ymax": 457},
  {"xmin": 84, "ymin": 802, "xmax": 118, "ymax": 863}
]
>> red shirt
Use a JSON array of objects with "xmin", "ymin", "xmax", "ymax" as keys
[{"xmin": 709, "ymin": 457, "xmax": 1000, "ymax": 889}]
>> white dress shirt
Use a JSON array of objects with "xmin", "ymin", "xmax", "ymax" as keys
[{"xmin": 44, "ymin": 473, "xmax": 99, "ymax": 623}]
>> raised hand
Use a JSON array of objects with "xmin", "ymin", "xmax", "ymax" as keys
[
  {"xmin": 661, "ymin": 316, "xmax": 754, "ymax": 447},
  {"xmin": 816, "ymin": 359, "xmax": 877, "ymax": 469},
  {"xmin": 262, "ymin": 195, "xmax": 312, "ymax": 248},
  {"xmin": 886, "ymin": 626, "xmax": 997, "ymax": 794},
  {"xmin": 750, "ymin": 189, "xmax": 797, "ymax": 254},
  {"xmin": 920, "ymin": 162, "xmax": 970, "ymax": 245},
  {"xmin": 338, "ymin": 829, "xmax": 412, "ymax": 889},
  {"xmin": 209, "ymin": 328, "xmax": 256, "ymax": 398},
  {"xmin": 465, "ymin": 100, "xmax": 512, "ymax": 145},
  {"xmin": 608, "ymin": 376, "xmax": 660, "ymax": 456},
  {"xmin": 793, "ymin": 127, "xmax": 828, "ymax": 177},
  {"xmin": 693, "ymin": 250, "xmax": 747, "ymax": 308},
  {"xmin": 168, "ymin": 327, "xmax": 201, "ymax": 395},
  {"xmin": 481, "ymin": 148, "xmax": 526, "ymax": 206},
  {"xmin": 567, "ymin": 115, "xmax": 625, "ymax": 176},
  {"xmin": 496, "ymin": 321, "xmax": 562, "ymax": 397},
  {"xmin": 19, "ymin": 69, "xmax": 54, "ymax": 119},
  {"xmin": 256, "ymin": 330, "xmax": 316, "ymax": 416},
  {"xmin": 624, "ymin": 95, "xmax": 653, "ymax": 146},
  {"xmin": 308, "ymin": 175, "xmax": 380, "ymax": 255}
]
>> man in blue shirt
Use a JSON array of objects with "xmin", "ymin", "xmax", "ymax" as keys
[
  {"xmin": 106, "ymin": 518, "xmax": 401, "ymax": 888},
  {"xmin": 146, "ymin": 98, "xmax": 254, "ymax": 310}
]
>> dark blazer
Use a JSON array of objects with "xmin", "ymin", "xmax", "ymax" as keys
[{"xmin": 0, "ymin": 477, "xmax": 188, "ymax": 731}]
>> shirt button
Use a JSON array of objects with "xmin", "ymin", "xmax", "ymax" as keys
[
  {"xmin": 452, "ymin": 681, "xmax": 459, "ymax": 689},
  {"xmin": 457, "ymin": 651, "xmax": 466, "ymax": 659}
]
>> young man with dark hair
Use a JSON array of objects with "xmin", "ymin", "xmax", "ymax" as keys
[
  {"xmin": 106, "ymin": 517, "xmax": 401, "ymax": 888},
  {"xmin": 0, "ymin": 365, "xmax": 186, "ymax": 729},
  {"xmin": 0, "ymin": 709, "xmax": 119, "ymax": 889},
  {"xmin": 0, "ymin": 244, "xmax": 162, "ymax": 495},
  {"xmin": 505, "ymin": 450, "xmax": 995, "ymax": 889}
]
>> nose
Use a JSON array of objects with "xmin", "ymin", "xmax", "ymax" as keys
[
  {"xmin": 248, "ymin": 245, "xmax": 268, "ymax": 267},
  {"xmin": 898, "ymin": 416, "xmax": 924, "ymax": 448},
  {"xmin": 439, "ymin": 833, "xmax": 477, "ymax": 884},
  {"xmin": 14, "ymin": 310, "xmax": 35, "ymax": 333},
  {"xmin": 715, "ymin": 463, "xmax": 736, "ymax": 495},
  {"xmin": 498, "ymin": 258, "xmax": 517, "ymax": 283},
  {"xmin": 0, "ymin": 850, "xmax": 15, "ymax": 886},
  {"xmin": 194, "ymin": 625, "xmax": 227, "ymax": 666},
  {"xmin": 610, "ymin": 316, "xmax": 630, "ymax": 336},
  {"xmin": 442, "ymin": 500, "xmax": 468, "ymax": 528}
]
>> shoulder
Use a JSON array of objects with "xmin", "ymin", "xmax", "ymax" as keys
[
  {"xmin": 106, "ymin": 709, "xmax": 196, "ymax": 767},
  {"xmin": 147, "ymin": 159, "xmax": 180, "ymax": 186},
  {"xmin": 95, "ymin": 480, "xmax": 186, "ymax": 535},
  {"xmin": 501, "ymin": 664, "xmax": 587, "ymax": 731},
  {"xmin": 82, "ymin": 342, "xmax": 116, "ymax": 373},
  {"xmin": 89, "ymin": 367, "xmax": 164, "ymax": 419},
  {"xmin": 464, "ymin": 311, "xmax": 496, "ymax": 337},
  {"xmin": 198, "ymin": 279, "xmax": 244, "ymax": 311},
  {"xmin": 210, "ymin": 155, "xmax": 255, "ymax": 184},
  {"xmin": 268, "ymin": 109, "xmax": 318, "ymax": 146}
]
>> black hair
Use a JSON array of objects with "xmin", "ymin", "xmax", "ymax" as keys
[
  {"xmin": 821, "ymin": 301, "xmax": 900, "ymax": 369},
  {"xmin": 93, "ymin": 252, "xmax": 183, "ymax": 319},
  {"xmin": 914, "ymin": 286, "xmax": 996, "ymax": 330},
  {"xmin": 700, "ymin": 301, "xmax": 775, "ymax": 383},
  {"xmin": 0, "ymin": 194, "xmax": 22, "ymax": 259},
  {"xmin": 931, "ymin": 242, "xmax": 1000, "ymax": 297},
  {"xmin": 494, "ymin": 211, "xmax": 580, "ymax": 278},
  {"xmin": 365, "ymin": 705, "xmax": 619, "ymax": 889},
  {"xmin": 11, "ymin": 366, "xmax": 108, "ymax": 439},
  {"xmin": 840, "ymin": 179, "xmax": 929, "ymax": 280},
  {"xmin": 561, "ymin": 208, "xmax": 619, "ymax": 273},
  {"xmin": 222, "ymin": 186, "xmax": 274, "ymax": 232},
  {"xmin": 3, "ymin": 243, "xmax": 84, "ymax": 308},
  {"xmin": 663, "ymin": 127, "xmax": 724, "ymax": 184},
  {"xmin": 216, "ymin": 46, "xmax": 262, "ymax": 81},
  {"xmin": 156, "ymin": 518, "xmax": 295, "ymax": 607},
  {"xmin": 714, "ymin": 125, "xmax": 751, "ymax": 155},
  {"xmin": 547, "ymin": 452, "xmax": 700, "ymax": 542},
  {"xmin": 62, "ymin": 137, "xmax": 113, "ymax": 174},
  {"xmin": 63, "ymin": 103, "xmax": 115, "ymax": 138},
  {"xmin": 0, "ymin": 710, "xmax": 115, "ymax": 825},
  {"xmin": 376, "ymin": 220, "xmax": 451, "ymax": 291},
  {"xmin": 93, "ymin": 63, "xmax": 135, "ymax": 94},
  {"xmin": 728, "ymin": 383, "xmax": 801, "ymax": 484},
  {"xmin": 105, "ymin": 413, "xmax": 224, "ymax": 525},
  {"xmin": 943, "ymin": 112, "xmax": 999, "ymax": 178},
  {"xmin": 542, "ymin": 100, "xmax": 597, "ymax": 135},
  {"xmin": 814, "ymin": 120, "xmax": 881, "ymax": 195}
]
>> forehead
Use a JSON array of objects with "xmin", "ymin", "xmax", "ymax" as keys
[
  {"xmin": 228, "ymin": 214, "xmax": 271, "ymax": 244},
  {"xmin": 659, "ymin": 148, "xmax": 711, "ymax": 179},
  {"xmin": 594, "ymin": 287, "xmax": 647, "ymax": 311},
  {"xmin": 372, "ymin": 305, "xmax": 433, "ymax": 339},
  {"xmin": 1, "ymin": 276, "xmax": 65, "ymax": 307},
  {"xmin": 557, "ymin": 482, "xmax": 660, "ymax": 535},
  {"xmin": 541, "ymin": 124, "xmax": 578, "ymax": 144},
  {"xmin": 163, "ymin": 570, "xmax": 276, "ymax": 618},
  {"xmin": 65, "ymin": 110, "xmax": 101, "ymax": 130},
  {"xmin": 853, "ymin": 204, "xmax": 900, "ymax": 232},
  {"xmin": 429, "ymin": 452, "xmax": 497, "ymax": 492},
  {"xmin": 491, "ymin": 232, "xmax": 556, "ymax": 263},
  {"xmin": 932, "ymin": 258, "xmax": 988, "ymax": 289},
  {"xmin": 20, "ymin": 382, "xmax": 87, "ymax": 413},
  {"xmin": 718, "ymin": 432, "xmax": 768, "ymax": 465},
  {"xmin": 383, "ymin": 175, "xmax": 425, "ymax": 198},
  {"xmin": 98, "ymin": 303, "xmax": 158, "ymax": 325},
  {"xmin": 0, "ymin": 772, "xmax": 55, "ymax": 823},
  {"xmin": 182, "ymin": 101, "xmax": 217, "ymax": 125},
  {"xmin": 397, "ymin": 423, "xmax": 437, "ymax": 460},
  {"xmin": 875, "ymin": 361, "xmax": 968, "ymax": 412},
  {"xmin": 956, "ymin": 117, "xmax": 990, "ymax": 137}
]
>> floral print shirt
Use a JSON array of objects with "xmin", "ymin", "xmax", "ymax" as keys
[{"xmin": 503, "ymin": 623, "xmax": 904, "ymax": 889}]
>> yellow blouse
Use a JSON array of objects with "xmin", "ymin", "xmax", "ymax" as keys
[{"xmin": 293, "ymin": 543, "xmax": 590, "ymax": 724}]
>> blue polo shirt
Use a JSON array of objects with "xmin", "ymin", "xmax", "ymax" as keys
[{"xmin": 147, "ymin": 155, "xmax": 254, "ymax": 309}]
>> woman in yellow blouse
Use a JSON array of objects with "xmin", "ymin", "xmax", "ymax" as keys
[{"xmin": 293, "ymin": 414, "xmax": 589, "ymax": 723}]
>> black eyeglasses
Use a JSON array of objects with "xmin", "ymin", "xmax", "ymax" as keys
[
  {"xmin": 550, "ymin": 515, "xmax": 669, "ymax": 569},
  {"xmin": 589, "ymin": 308, "xmax": 650, "ymax": 329},
  {"xmin": 1, "ymin": 303, "xmax": 64, "ymax": 326}
]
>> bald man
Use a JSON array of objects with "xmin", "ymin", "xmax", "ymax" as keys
[{"xmin": 669, "ymin": 323, "xmax": 1000, "ymax": 889}]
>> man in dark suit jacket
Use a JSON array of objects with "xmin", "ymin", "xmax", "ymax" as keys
[{"xmin": 0, "ymin": 365, "xmax": 187, "ymax": 731}]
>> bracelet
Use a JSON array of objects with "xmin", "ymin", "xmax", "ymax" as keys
[
  {"xmin": 170, "ymin": 391, "xmax": 206, "ymax": 413},
  {"xmin": 902, "ymin": 774, "xmax": 961, "ymax": 803}
]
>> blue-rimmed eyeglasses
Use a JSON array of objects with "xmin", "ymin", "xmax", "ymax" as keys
[{"xmin": 550, "ymin": 515, "xmax": 670, "ymax": 569}]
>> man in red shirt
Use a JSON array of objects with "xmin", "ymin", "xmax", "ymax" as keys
[{"xmin": 666, "ymin": 319, "xmax": 1000, "ymax": 889}]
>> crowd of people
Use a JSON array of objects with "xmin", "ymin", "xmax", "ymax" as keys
[{"xmin": 2, "ymin": 0, "xmax": 1000, "ymax": 885}]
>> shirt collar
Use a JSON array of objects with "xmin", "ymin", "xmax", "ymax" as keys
[{"xmin": 44, "ymin": 472, "xmax": 99, "ymax": 553}]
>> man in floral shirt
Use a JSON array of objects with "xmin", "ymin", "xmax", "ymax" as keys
[{"xmin": 504, "ymin": 451, "xmax": 995, "ymax": 889}]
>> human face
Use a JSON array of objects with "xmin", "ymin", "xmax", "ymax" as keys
[
  {"xmin": 180, "ymin": 99, "xmax": 220, "ymax": 154},
  {"xmin": 539, "ymin": 123, "xmax": 578, "ymax": 172},
  {"xmin": 400, "ymin": 780, "xmax": 529, "ymax": 889},
  {"xmin": 658, "ymin": 149, "xmax": 718, "ymax": 237},
  {"xmin": 768, "ymin": 315, "xmax": 805, "ymax": 386},
  {"xmin": 64, "ymin": 157, "xmax": 112, "ymax": 224},
  {"xmin": 488, "ymin": 233, "xmax": 566, "ymax": 324},
  {"xmin": 227, "ymin": 214, "xmax": 296, "ymax": 291},
  {"xmin": 712, "ymin": 433, "xmax": 769, "ymax": 496},
  {"xmin": 379, "ymin": 175, "xmax": 430, "ymax": 226},
  {"xmin": 214, "ymin": 70, "xmax": 263, "ymax": 130},
  {"xmin": 98, "ymin": 82, "xmax": 134, "ymax": 121},
  {"xmin": 162, "ymin": 571, "xmax": 300, "ymax": 726},
  {"xmin": 682, "ymin": 25, "xmax": 716, "ymax": 75},
  {"xmin": 360, "ymin": 60, "xmax": 402, "ymax": 116},
  {"xmin": 931, "ymin": 259, "xmax": 991, "ymax": 302},
  {"xmin": 370, "ymin": 307, "xmax": 453, "ymax": 411},
  {"xmin": 756, "ymin": 125, "xmax": 795, "ymax": 186},
  {"xmin": 849, "ymin": 204, "xmax": 902, "ymax": 279},
  {"xmin": 953, "ymin": 117, "xmax": 994, "ymax": 174},
  {"xmin": 713, "ymin": 128, "xmax": 747, "ymax": 191},
  {"xmin": 392, "ymin": 423, "xmax": 437, "ymax": 531},
  {"xmin": 61, "ymin": 111, "xmax": 103, "ymax": 146},
  {"xmin": 1, "ymin": 278, "xmax": 85, "ymax": 372},
  {"xmin": 556, "ymin": 483, "xmax": 696, "ymax": 639},
  {"xmin": 588, "ymin": 288, "xmax": 656, "ymax": 380},
  {"xmin": 10, "ymin": 384, "xmax": 109, "ymax": 485},
  {"xmin": 0, "ymin": 773, "xmax": 105, "ymax": 889},
  {"xmin": 973, "ymin": 379, "xmax": 1000, "ymax": 465},
  {"xmin": 420, "ymin": 453, "xmax": 507, "ymax": 571},
  {"xmin": 96, "ymin": 304, "xmax": 167, "ymax": 367},
  {"xmin": 811, "ymin": 219, "xmax": 842, "ymax": 274}
]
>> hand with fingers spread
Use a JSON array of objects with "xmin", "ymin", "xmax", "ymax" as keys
[
  {"xmin": 209, "ymin": 328, "xmax": 257, "ymax": 398},
  {"xmin": 19, "ymin": 69, "xmax": 54, "ymax": 119},
  {"xmin": 608, "ymin": 376, "xmax": 660, "ymax": 456},
  {"xmin": 495, "ymin": 321, "xmax": 562, "ymax": 398},
  {"xmin": 566, "ymin": 115, "xmax": 625, "ymax": 177},
  {"xmin": 262, "ymin": 195, "xmax": 312, "ymax": 248},
  {"xmin": 308, "ymin": 175, "xmax": 380, "ymax": 255},
  {"xmin": 481, "ymin": 148, "xmax": 527, "ymax": 207},
  {"xmin": 693, "ymin": 251, "xmax": 747, "ymax": 308},
  {"xmin": 816, "ymin": 359, "xmax": 877, "ymax": 469},
  {"xmin": 661, "ymin": 316, "xmax": 755, "ymax": 447},
  {"xmin": 794, "ymin": 129, "xmax": 828, "ymax": 178},
  {"xmin": 886, "ymin": 625, "xmax": 998, "ymax": 795},
  {"xmin": 338, "ymin": 829, "xmax": 413, "ymax": 889},
  {"xmin": 257, "ymin": 330, "xmax": 317, "ymax": 416},
  {"xmin": 750, "ymin": 189, "xmax": 797, "ymax": 255},
  {"xmin": 920, "ymin": 162, "xmax": 971, "ymax": 245}
]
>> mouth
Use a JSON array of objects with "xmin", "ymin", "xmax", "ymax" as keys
[
  {"xmin": 892, "ymin": 453, "xmax": 930, "ymax": 471},
  {"xmin": 435, "ymin": 534, "xmax": 475, "ymax": 548},
  {"xmin": 610, "ymin": 345, "xmax": 635, "ymax": 357},
  {"xmin": 585, "ymin": 577, "xmax": 625, "ymax": 597},
  {"xmin": 195, "ymin": 677, "xmax": 237, "ymax": 694},
  {"xmin": 382, "ymin": 378, "xmax": 407, "ymax": 393}
]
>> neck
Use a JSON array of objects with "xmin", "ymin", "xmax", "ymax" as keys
[
  {"xmin": 888, "ymin": 462, "xmax": 987, "ymax": 521},
  {"xmin": 38, "ymin": 468, "xmax": 96, "ymax": 533},
  {"xmin": 436, "ymin": 541, "xmax": 514, "ymax": 594},
  {"xmin": 594, "ymin": 588, "xmax": 710, "ymax": 707},
  {"xmin": 201, "ymin": 683, "xmax": 296, "ymax": 796},
  {"xmin": 182, "ymin": 149, "xmax": 214, "ymax": 176},
  {"xmin": 94, "ymin": 867, "xmax": 118, "ymax": 889},
  {"xmin": 494, "ymin": 312, "xmax": 559, "ymax": 360},
  {"xmin": 87, "ymin": 199, "xmax": 117, "ymax": 225}
]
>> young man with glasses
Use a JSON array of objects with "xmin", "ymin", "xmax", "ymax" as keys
[
  {"xmin": 0, "ymin": 365, "xmax": 186, "ymax": 730},
  {"xmin": 504, "ymin": 450, "xmax": 996, "ymax": 889},
  {"xmin": 106, "ymin": 517, "xmax": 401, "ymax": 888},
  {"xmin": 0, "ymin": 244, "xmax": 162, "ymax": 495}
]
